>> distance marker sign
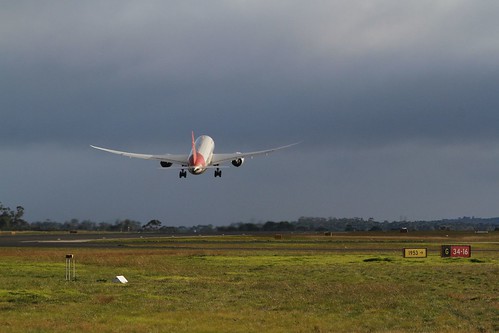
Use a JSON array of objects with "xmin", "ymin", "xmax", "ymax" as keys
[
  {"xmin": 441, "ymin": 245, "xmax": 471, "ymax": 258},
  {"xmin": 403, "ymin": 248, "xmax": 427, "ymax": 258}
]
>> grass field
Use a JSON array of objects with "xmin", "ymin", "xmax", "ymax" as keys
[{"xmin": 0, "ymin": 232, "xmax": 497, "ymax": 332}]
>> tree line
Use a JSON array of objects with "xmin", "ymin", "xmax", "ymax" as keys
[
  {"xmin": 0, "ymin": 203, "xmax": 28, "ymax": 230},
  {"xmin": 1, "ymin": 202, "xmax": 498, "ymax": 233}
]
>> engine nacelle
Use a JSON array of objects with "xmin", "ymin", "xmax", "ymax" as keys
[
  {"xmin": 231, "ymin": 157, "xmax": 245, "ymax": 167},
  {"xmin": 160, "ymin": 161, "xmax": 173, "ymax": 168}
]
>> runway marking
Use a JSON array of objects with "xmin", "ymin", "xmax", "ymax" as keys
[{"xmin": 21, "ymin": 239, "xmax": 94, "ymax": 243}]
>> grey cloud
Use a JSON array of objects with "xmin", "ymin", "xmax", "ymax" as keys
[{"xmin": 2, "ymin": 1, "xmax": 499, "ymax": 224}]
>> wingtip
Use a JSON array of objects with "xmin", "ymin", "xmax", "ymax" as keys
[{"xmin": 281, "ymin": 141, "xmax": 303, "ymax": 149}]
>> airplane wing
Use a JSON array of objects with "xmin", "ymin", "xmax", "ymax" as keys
[
  {"xmin": 90, "ymin": 145, "xmax": 189, "ymax": 165},
  {"xmin": 211, "ymin": 142, "xmax": 301, "ymax": 165}
]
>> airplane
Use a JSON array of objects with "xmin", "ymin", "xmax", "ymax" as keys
[{"xmin": 91, "ymin": 132, "xmax": 299, "ymax": 178}]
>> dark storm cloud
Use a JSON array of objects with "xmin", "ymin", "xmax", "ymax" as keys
[
  {"xmin": 2, "ymin": 1, "xmax": 499, "ymax": 148},
  {"xmin": 2, "ymin": 1, "xmax": 499, "ymax": 224}
]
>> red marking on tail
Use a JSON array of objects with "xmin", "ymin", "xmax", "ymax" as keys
[{"xmin": 191, "ymin": 131, "xmax": 197, "ymax": 165}]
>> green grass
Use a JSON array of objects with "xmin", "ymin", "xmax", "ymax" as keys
[{"xmin": 0, "ymin": 233, "xmax": 497, "ymax": 332}]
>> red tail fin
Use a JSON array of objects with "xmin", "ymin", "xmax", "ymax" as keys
[{"xmin": 191, "ymin": 131, "xmax": 197, "ymax": 165}]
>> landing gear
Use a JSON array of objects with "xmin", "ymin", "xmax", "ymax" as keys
[
  {"xmin": 214, "ymin": 168, "xmax": 222, "ymax": 178},
  {"xmin": 179, "ymin": 169, "xmax": 187, "ymax": 178}
]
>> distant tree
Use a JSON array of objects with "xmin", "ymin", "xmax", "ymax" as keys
[
  {"xmin": 345, "ymin": 224, "xmax": 354, "ymax": 232},
  {"xmin": 14, "ymin": 206, "xmax": 24, "ymax": 221},
  {"xmin": 193, "ymin": 224, "xmax": 215, "ymax": 234},
  {"xmin": 31, "ymin": 219, "xmax": 61, "ymax": 231},
  {"xmin": 263, "ymin": 221, "xmax": 277, "ymax": 231},
  {"xmin": 239, "ymin": 223, "xmax": 260, "ymax": 232},
  {"xmin": 0, "ymin": 203, "xmax": 28, "ymax": 230},
  {"xmin": 142, "ymin": 219, "xmax": 162, "ymax": 231},
  {"xmin": 0, "ymin": 202, "xmax": 12, "ymax": 229},
  {"xmin": 79, "ymin": 220, "xmax": 97, "ymax": 231},
  {"xmin": 111, "ymin": 219, "xmax": 141, "ymax": 232},
  {"xmin": 63, "ymin": 218, "xmax": 80, "ymax": 231},
  {"xmin": 98, "ymin": 222, "xmax": 112, "ymax": 231},
  {"xmin": 217, "ymin": 225, "xmax": 238, "ymax": 233},
  {"xmin": 277, "ymin": 221, "xmax": 295, "ymax": 231},
  {"xmin": 160, "ymin": 226, "xmax": 177, "ymax": 233}
]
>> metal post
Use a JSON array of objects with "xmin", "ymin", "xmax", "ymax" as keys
[{"xmin": 65, "ymin": 254, "xmax": 75, "ymax": 281}]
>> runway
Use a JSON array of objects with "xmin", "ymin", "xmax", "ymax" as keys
[
  {"xmin": 0, "ymin": 232, "xmax": 162, "ymax": 248},
  {"xmin": 1, "ymin": 232, "xmax": 498, "ymax": 254}
]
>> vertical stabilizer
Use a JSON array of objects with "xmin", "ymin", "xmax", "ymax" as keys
[{"xmin": 191, "ymin": 131, "xmax": 197, "ymax": 165}]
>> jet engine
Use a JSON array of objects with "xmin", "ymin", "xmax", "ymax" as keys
[
  {"xmin": 231, "ymin": 157, "xmax": 244, "ymax": 167},
  {"xmin": 160, "ymin": 161, "xmax": 173, "ymax": 168}
]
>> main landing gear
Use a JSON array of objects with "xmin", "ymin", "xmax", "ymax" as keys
[
  {"xmin": 214, "ymin": 167, "xmax": 222, "ymax": 178},
  {"xmin": 178, "ymin": 168, "xmax": 222, "ymax": 178}
]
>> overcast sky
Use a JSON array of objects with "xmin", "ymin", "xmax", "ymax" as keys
[{"xmin": 2, "ymin": 1, "xmax": 499, "ymax": 226}]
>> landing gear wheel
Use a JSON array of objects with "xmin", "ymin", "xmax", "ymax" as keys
[
  {"xmin": 179, "ymin": 170, "xmax": 187, "ymax": 178},
  {"xmin": 214, "ymin": 169, "xmax": 222, "ymax": 177}
]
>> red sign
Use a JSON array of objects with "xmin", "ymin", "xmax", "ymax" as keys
[
  {"xmin": 451, "ymin": 245, "xmax": 471, "ymax": 257},
  {"xmin": 441, "ymin": 245, "xmax": 471, "ymax": 258}
]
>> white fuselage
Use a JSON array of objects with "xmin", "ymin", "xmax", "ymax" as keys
[{"xmin": 188, "ymin": 135, "xmax": 215, "ymax": 174}]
